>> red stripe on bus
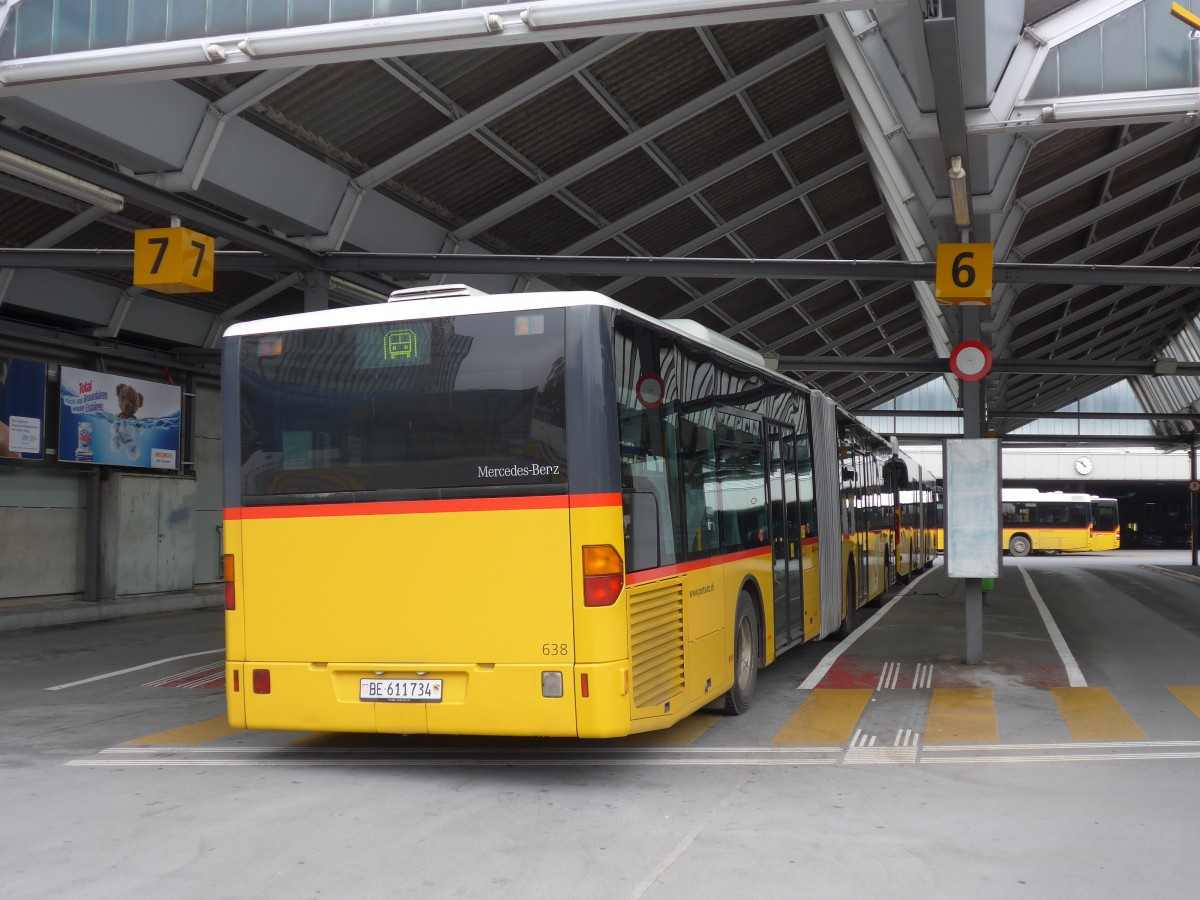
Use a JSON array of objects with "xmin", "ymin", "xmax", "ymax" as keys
[
  {"xmin": 626, "ymin": 546, "xmax": 770, "ymax": 585},
  {"xmin": 226, "ymin": 492, "xmax": 619, "ymax": 520}
]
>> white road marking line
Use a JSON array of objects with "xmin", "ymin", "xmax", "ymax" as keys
[
  {"xmin": 67, "ymin": 757, "xmax": 840, "ymax": 768},
  {"xmin": 627, "ymin": 773, "xmax": 752, "ymax": 900},
  {"xmin": 850, "ymin": 729, "xmax": 879, "ymax": 748},
  {"xmin": 142, "ymin": 661, "xmax": 224, "ymax": 688},
  {"xmin": 844, "ymin": 746, "xmax": 919, "ymax": 764},
  {"xmin": 66, "ymin": 739, "xmax": 1200, "ymax": 768},
  {"xmin": 798, "ymin": 564, "xmax": 936, "ymax": 690},
  {"xmin": 99, "ymin": 745, "xmax": 850, "ymax": 756},
  {"xmin": 923, "ymin": 751, "xmax": 1200, "ymax": 765},
  {"xmin": 877, "ymin": 661, "xmax": 901, "ymax": 690},
  {"xmin": 66, "ymin": 749, "xmax": 1200, "ymax": 767},
  {"xmin": 924, "ymin": 739, "xmax": 1200, "ymax": 751},
  {"xmin": 1017, "ymin": 566, "xmax": 1087, "ymax": 687},
  {"xmin": 913, "ymin": 663, "xmax": 933, "ymax": 689},
  {"xmin": 45, "ymin": 649, "xmax": 223, "ymax": 691}
]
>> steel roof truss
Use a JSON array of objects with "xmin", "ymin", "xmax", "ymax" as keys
[
  {"xmin": 604, "ymin": 152, "xmax": 870, "ymax": 297},
  {"xmin": 451, "ymin": 30, "xmax": 826, "ymax": 243},
  {"xmin": 662, "ymin": 205, "xmax": 882, "ymax": 319},
  {"xmin": 1015, "ymin": 154, "xmax": 1200, "ymax": 258}
]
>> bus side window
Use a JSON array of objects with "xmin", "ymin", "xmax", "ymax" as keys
[
  {"xmin": 680, "ymin": 413, "xmax": 719, "ymax": 558},
  {"xmin": 624, "ymin": 488, "xmax": 662, "ymax": 572},
  {"xmin": 682, "ymin": 456, "xmax": 716, "ymax": 554}
]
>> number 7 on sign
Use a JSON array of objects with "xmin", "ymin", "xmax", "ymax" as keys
[{"xmin": 935, "ymin": 243, "xmax": 993, "ymax": 305}]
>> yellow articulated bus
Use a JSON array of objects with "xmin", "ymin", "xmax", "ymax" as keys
[
  {"xmin": 221, "ymin": 286, "xmax": 930, "ymax": 738},
  {"xmin": 1002, "ymin": 488, "xmax": 1094, "ymax": 556},
  {"xmin": 1089, "ymin": 495, "xmax": 1121, "ymax": 551},
  {"xmin": 895, "ymin": 476, "xmax": 940, "ymax": 582}
]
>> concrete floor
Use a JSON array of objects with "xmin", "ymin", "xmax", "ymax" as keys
[{"xmin": 2, "ymin": 552, "xmax": 1199, "ymax": 899}]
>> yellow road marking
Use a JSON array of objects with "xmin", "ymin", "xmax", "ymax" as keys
[
  {"xmin": 772, "ymin": 688, "xmax": 872, "ymax": 745},
  {"xmin": 126, "ymin": 716, "xmax": 238, "ymax": 747},
  {"xmin": 1050, "ymin": 687, "xmax": 1146, "ymax": 741},
  {"xmin": 622, "ymin": 712, "xmax": 721, "ymax": 746},
  {"xmin": 924, "ymin": 688, "xmax": 998, "ymax": 744},
  {"xmin": 1167, "ymin": 686, "xmax": 1200, "ymax": 718}
]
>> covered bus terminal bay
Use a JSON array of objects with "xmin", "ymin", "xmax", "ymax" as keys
[{"xmin": 2, "ymin": 0, "xmax": 1200, "ymax": 896}]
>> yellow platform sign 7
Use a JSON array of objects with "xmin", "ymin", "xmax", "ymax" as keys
[
  {"xmin": 133, "ymin": 227, "xmax": 214, "ymax": 293},
  {"xmin": 935, "ymin": 243, "xmax": 993, "ymax": 305}
]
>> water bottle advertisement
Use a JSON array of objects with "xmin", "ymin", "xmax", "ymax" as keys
[{"xmin": 57, "ymin": 367, "xmax": 182, "ymax": 469}]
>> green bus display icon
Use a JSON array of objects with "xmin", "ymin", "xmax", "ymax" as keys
[
  {"xmin": 384, "ymin": 328, "xmax": 419, "ymax": 362},
  {"xmin": 353, "ymin": 321, "xmax": 429, "ymax": 369}
]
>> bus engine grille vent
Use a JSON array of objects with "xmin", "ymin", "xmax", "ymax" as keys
[{"xmin": 629, "ymin": 580, "xmax": 685, "ymax": 709}]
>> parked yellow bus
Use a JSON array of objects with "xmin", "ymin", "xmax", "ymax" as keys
[
  {"xmin": 221, "ymin": 286, "xmax": 929, "ymax": 738},
  {"xmin": 1089, "ymin": 496, "xmax": 1121, "ymax": 551},
  {"xmin": 895, "ymin": 477, "xmax": 939, "ymax": 582},
  {"xmin": 1002, "ymin": 488, "xmax": 1093, "ymax": 556}
]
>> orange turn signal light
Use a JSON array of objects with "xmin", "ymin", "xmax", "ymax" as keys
[
  {"xmin": 582, "ymin": 544, "xmax": 623, "ymax": 607},
  {"xmin": 222, "ymin": 554, "xmax": 236, "ymax": 610}
]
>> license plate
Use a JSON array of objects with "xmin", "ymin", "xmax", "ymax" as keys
[{"xmin": 360, "ymin": 678, "xmax": 443, "ymax": 703}]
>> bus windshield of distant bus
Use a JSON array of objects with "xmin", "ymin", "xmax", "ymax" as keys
[{"xmin": 236, "ymin": 310, "xmax": 568, "ymax": 501}]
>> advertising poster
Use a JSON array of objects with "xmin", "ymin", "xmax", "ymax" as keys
[
  {"xmin": 57, "ymin": 367, "xmax": 182, "ymax": 470},
  {"xmin": 0, "ymin": 356, "xmax": 48, "ymax": 460}
]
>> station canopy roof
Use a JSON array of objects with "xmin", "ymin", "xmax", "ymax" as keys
[{"xmin": 0, "ymin": 0, "xmax": 1197, "ymax": 442}]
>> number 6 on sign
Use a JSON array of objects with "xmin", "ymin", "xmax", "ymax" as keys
[{"xmin": 935, "ymin": 243, "xmax": 993, "ymax": 304}]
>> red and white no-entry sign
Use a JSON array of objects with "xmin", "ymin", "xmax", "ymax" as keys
[
  {"xmin": 636, "ymin": 373, "xmax": 665, "ymax": 408},
  {"xmin": 949, "ymin": 340, "xmax": 993, "ymax": 381}
]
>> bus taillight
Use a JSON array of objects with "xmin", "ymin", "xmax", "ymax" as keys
[
  {"xmin": 252, "ymin": 669, "xmax": 271, "ymax": 694},
  {"xmin": 582, "ymin": 545, "xmax": 624, "ymax": 607},
  {"xmin": 223, "ymin": 554, "xmax": 236, "ymax": 610}
]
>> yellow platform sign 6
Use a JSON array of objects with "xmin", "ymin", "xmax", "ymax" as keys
[
  {"xmin": 134, "ymin": 227, "xmax": 214, "ymax": 293},
  {"xmin": 935, "ymin": 243, "xmax": 993, "ymax": 305}
]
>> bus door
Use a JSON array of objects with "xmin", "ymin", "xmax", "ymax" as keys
[
  {"xmin": 768, "ymin": 424, "xmax": 803, "ymax": 649},
  {"xmin": 851, "ymin": 451, "xmax": 871, "ymax": 608},
  {"xmin": 839, "ymin": 461, "xmax": 865, "ymax": 611}
]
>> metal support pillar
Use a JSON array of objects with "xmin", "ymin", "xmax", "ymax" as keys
[
  {"xmin": 303, "ymin": 270, "xmax": 331, "ymax": 311},
  {"xmin": 1191, "ymin": 440, "xmax": 1198, "ymax": 567},
  {"xmin": 961, "ymin": 305, "xmax": 986, "ymax": 664}
]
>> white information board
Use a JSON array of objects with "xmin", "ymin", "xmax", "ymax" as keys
[{"xmin": 945, "ymin": 439, "xmax": 1000, "ymax": 578}]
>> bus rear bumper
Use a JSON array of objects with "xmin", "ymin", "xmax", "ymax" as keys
[{"xmin": 228, "ymin": 660, "xmax": 637, "ymax": 738}]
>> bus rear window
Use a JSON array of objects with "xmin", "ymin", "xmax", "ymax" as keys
[{"xmin": 237, "ymin": 310, "xmax": 567, "ymax": 501}]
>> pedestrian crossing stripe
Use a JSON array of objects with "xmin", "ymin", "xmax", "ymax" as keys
[
  {"xmin": 924, "ymin": 688, "xmax": 998, "ymax": 745},
  {"xmin": 771, "ymin": 689, "xmax": 872, "ymax": 746},
  {"xmin": 1167, "ymin": 686, "xmax": 1200, "ymax": 718},
  {"xmin": 1050, "ymin": 687, "xmax": 1147, "ymax": 742}
]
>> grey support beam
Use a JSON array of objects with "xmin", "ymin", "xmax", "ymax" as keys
[{"xmin": 7, "ymin": 247, "xmax": 1200, "ymax": 289}]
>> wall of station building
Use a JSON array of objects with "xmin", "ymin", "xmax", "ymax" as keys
[
  {"xmin": 907, "ymin": 445, "xmax": 1198, "ymax": 548},
  {"xmin": 0, "ymin": 335, "xmax": 223, "ymax": 601},
  {"xmin": 907, "ymin": 446, "xmax": 1194, "ymax": 484}
]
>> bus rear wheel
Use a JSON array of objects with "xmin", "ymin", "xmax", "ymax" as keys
[
  {"xmin": 1009, "ymin": 534, "xmax": 1032, "ymax": 557},
  {"xmin": 723, "ymin": 592, "xmax": 758, "ymax": 715}
]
